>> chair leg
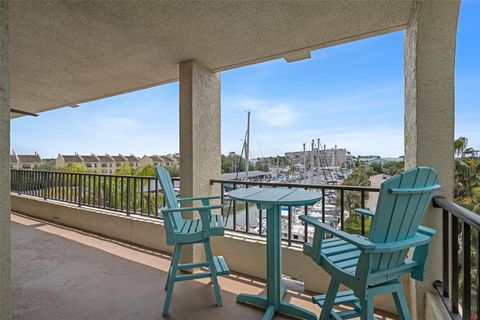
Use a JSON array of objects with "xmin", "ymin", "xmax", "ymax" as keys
[
  {"xmin": 163, "ymin": 244, "xmax": 182, "ymax": 317},
  {"xmin": 204, "ymin": 239, "xmax": 222, "ymax": 306},
  {"xmin": 392, "ymin": 289, "xmax": 411, "ymax": 320},
  {"xmin": 319, "ymin": 279, "xmax": 340, "ymax": 320},
  {"xmin": 164, "ymin": 245, "xmax": 178, "ymax": 291},
  {"xmin": 359, "ymin": 295, "xmax": 374, "ymax": 320}
]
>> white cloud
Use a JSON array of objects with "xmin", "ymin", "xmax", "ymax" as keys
[
  {"xmin": 223, "ymin": 95, "xmax": 300, "ymax": 128},
  {"xmin": 256, "ymin": 104, "xmax": 299, "ymax": 127}
]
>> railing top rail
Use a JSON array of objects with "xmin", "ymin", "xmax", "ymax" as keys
[
  {"xmin": 433, "ymin": 196, "xmax": 480, "ymax": 230},
  {"xmin": 10, "ymin": 169, "xmax": 180, "ymax": 180},
  {"xmin": 210, "ymin": 178, "xmax": 380, "ymax": 192}
]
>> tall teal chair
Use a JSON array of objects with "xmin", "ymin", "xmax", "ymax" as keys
[
  {"xmin": 300, "ymin": 167, "xmax": 440, "ymax": 319},
  {"xmin": 155, "ymin": 165, "xmax": 230, "ymax": 316}
]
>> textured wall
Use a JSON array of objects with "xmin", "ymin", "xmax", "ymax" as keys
[
  {"xmin": 404, "ymin": 1, "xmax": 460, "ymax": 318},
  {"xmin": 179, "ymin": 60, "xmax": 221, "ymax": 263},
  {"xmin": 0, "ymin": 0, "xmax": 11, "ymax": 318},
  {"xmin": 9, "ymin": 1, "xmax": 413, "ymax": 116}
]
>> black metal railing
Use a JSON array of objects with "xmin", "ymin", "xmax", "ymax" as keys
[
  {"xmin": 433, "ymin": 196, "xmax": 480, "ymax": 320},
  {"xmin": 11, "ymin": 169, "xmax": 179, "ymax": 218},
  {"xmin": 210, "ymin": 179, "xmax": 380, "ymax": 245},
  {"xmin": 10, "ymin": 170, "xmax": 381, "ymax": 247}
]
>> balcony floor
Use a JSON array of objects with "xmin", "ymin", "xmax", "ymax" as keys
[{"xmin": 11, "ymin": 213, "xmax": 396, "ymax": 320}]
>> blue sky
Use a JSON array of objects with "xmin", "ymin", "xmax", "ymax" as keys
[{"xmin": 11, "ymin": 2, "xmax": 479, "ymax": 159}]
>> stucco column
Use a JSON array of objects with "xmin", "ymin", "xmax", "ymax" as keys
[
  {"xmin": 404, "ymin": 1, "xmax": 460, "ymax": 318},
  {"xmin": 0, "ymin": 0, "xmax": 11, "ymax": 318},
  {"xmin": 179, "ymin": 60, "xmax": 221, "ymax": 263}
]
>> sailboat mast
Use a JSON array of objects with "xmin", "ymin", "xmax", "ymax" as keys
[
  {"xmin": 310, "ymin": 139, "xmax": 315, "ymax": 184},
  {"xmin": 303, "ymin": 143, "xmax": 306, "ymax": 183},
  {"xmin": 245, "ymin": 110, "xmax": 250, "ymax": 180}
]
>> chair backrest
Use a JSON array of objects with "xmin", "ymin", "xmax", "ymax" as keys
[
  {"xmin": 155, "ymin": 165, "xmax": 183, "ymax": 231},
  {"xmin": 367, "ymin": 167, "xmax": 440, "ymax": 272}
]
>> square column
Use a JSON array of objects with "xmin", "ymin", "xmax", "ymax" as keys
[
  {"xmin": 0, "ymin": 0, "xmax": 11, "ymax": 318},
  {"xmin": 179, "ymin": 60, "xmax": 221, "ymax": 263},
  {"xmin": 404, "ymin": 1, "xmax": 460, "ymax": 318}
]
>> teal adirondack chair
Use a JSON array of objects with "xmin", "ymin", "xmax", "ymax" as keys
[
  {"xmin": 155, "ymin": 165, "xmax": 230, "ymax": 316},
  {"xmin": 300, "ymin": 167, "xmax": 440, "ymax": 320}
]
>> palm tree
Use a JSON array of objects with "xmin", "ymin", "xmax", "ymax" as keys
[
  {"xmin": 455, "ymin": 137, "xmax": 469, "ymax": 158},
  {"xmin": 454, "ymin": 137, "xmax": 480, "ymax": 213}
]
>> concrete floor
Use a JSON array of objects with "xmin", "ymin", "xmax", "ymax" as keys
[{"xmin": 11, "ymin": 213, "xmax": 396, "ymax": 320}]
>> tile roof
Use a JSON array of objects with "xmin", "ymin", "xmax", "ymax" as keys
[
  {"xmin": 150, "ymin": 155, "xmax": 164, "ymax": 162},
  {"xmin": 125, "ymin": 155, "xmax": 139, "ymax": 162},
  {"xmin": 111, "ymin": 155, "xmax": 126, "ymax": 162},
  {"xmin": 162, "ymin": 156, "xmax": 175, "ymax": 162},
  {"xmin": 62, "ymin": 155, "xmax": 83, "ymax": 163},
  {"xmin": 17, "ymin": 154, "xmax": 42, "ymax": 163},
  {"xmin": 81, "ymin": 155, "xmax": 99, "ymax": 163},
  {"xmin": 97, "ymin": 155, "xmax": 114, "ymax": 162}
]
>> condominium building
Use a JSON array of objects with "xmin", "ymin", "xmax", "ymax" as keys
[
  {"xmin": 55, "ymin": 153, "xmax": 140, "ymax": 174},
  {"xmin": 10, "ymin": 151, "xmax": 42, "ymax": 169},
  {"xmin": 139, "ymin": 155, "xmax": 178, "ymax": 167}
]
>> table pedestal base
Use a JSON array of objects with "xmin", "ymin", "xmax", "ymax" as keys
[
  {"xmin": 237, "ymin": 293, "xmax": 317, "ymax": 320},
  {"xmin": 228, "ymin": 199, "xmax": 320, "ymax": 320}
]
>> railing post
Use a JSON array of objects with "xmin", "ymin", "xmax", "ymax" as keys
[
  {"xmin": 451, "ymin": 214, "xmax": 459, "ymax": 314},
  {"xmin": 442, "ymin": 208, "xmax": 450, "ymax": 297},
  {"xmin": 78, "ymin": 174, "xmax": 83, "ymax": 207},
  {"xmin": 320, "ymin": 188, "xmax": 325, "ymax": 223},
  {"xmin": 462, "ymin": 222, "xmax": 471, "ymax": 320},
  {"xmin": 477, "ymin": 232, "xmax": 480, "ymax": 319},
  {"xmin": 360, "ymin": 191, "xmax": 365, "ymax": 236},
  {"xmin": 340, "ymin": 189, "xmax": 344, "ymax": 231},
  {"xmin": 43, "ymin": 171, "xmax": 47, "ymax": 200},
  {"xmin": 126, "ymin": 177, "xmax": 130, "ymax": 215}
]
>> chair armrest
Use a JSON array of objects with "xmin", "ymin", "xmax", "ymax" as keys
[
  {"xmin": 161, "ymin": 205, "xmax": 224, "ymax": 214},
  {"xmin": 417, "ymin": 225, "xmax": 436, "ymax": 237},
  {"xmin": 178, "ymin": 196, "xmax": 222, "ymax": 203},
  {"xmin": 366, "ymin": 232, "xmax": 433, "ymax": 253},
  {"xmin": 162, "ymin": 205, "xmax": 224, "ymax": 234},
  {"xmin": 299, "ymin": 215, "xmax": 375, "ymax": 250},
  {"xmin": 354, "ymin": 208, "xmax": 375, "ymax": 218}
]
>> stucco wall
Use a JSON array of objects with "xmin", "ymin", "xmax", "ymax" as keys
[
  {"xmin": 404, "ymin": 1, "xmax": 460, "ymax": 318},
  {"xmin": 179, "ymin": 60, "xmax": 221, "ymax": 263},
  {"xmin": 11, "ymin": 194, "xmax": 402, "ymax": 315},
  {"xmin": 0, "ymin": 0, "xmax": 12, "ymax": 318}
]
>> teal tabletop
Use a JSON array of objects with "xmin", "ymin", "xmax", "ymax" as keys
[{"xmin": 228, "ymin": 187, "xmax": 321, "ymax": 207}]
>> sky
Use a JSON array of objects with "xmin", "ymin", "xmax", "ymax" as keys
[{"xmin": 11, "ymin": 2, "xmax": 479, "ymax": 159}]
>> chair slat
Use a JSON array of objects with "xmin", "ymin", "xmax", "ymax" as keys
[
  {"xmin": 300, "ymin": 167, "xmax": 439, "ymax": 320},
  {"xmin": 155, "ymin": 165, "xmax": 229, "ymax": 316},
  {"xmin": 368, "ymin": 167, "xmax": 439, "ymax": 272}
]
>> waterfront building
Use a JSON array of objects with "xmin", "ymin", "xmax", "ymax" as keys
[
  {"xmin": 285, "ymin": 148, "xmax": 348, "ymax": 168},
  {"xmin": 10, "ymin": 151, "xmax": 42, "ymax": 169},
  {"xmin": 55, "ymin": 153, "xmax": 140, "ymax": 173},
  {"xmin": 139, "ymin": 155, "xmax": 178, "ymax": 167}
]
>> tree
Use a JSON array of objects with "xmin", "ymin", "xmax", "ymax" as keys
[
  {"xmin": 337, "ymin": 166, "xmax": 372, "ymax": 235},
  {"xmin": 59, "ymin": 162, "xmax": 88, "ymax": 173},
  {"xmin": 135, "ymin": 164, "xmax": 155, "ymax": 176},
  {"xmin": 34, "ymin": 159, "xmax": 55, "ymax": 171},
  {"xmin": 454, "ymin": 136, "xmax": 469, "ymax": 158},
  {"xmin": 383, "ymin": 161, "xmax": 404, "ymax": 176},
  {"xmin": 116, "ymin": 162, "xmax": 136, "ymax": 175},
  {"xmin": 454, "ymin": 154, "xmax": 480, "ymax": 213}
]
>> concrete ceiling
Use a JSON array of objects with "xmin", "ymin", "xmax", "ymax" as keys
[{"xmin": 10, "ymin": 0, "xmax": 413, "ymax": 117}]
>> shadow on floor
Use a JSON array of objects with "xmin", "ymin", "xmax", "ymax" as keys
[{"xmin": 11, "ymin": 213, "xmax": 395, "ymax": 320}]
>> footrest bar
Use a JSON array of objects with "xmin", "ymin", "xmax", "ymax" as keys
[{"xmin": 312, "ymin": 290, "xmax": 359, "ymax": 307}]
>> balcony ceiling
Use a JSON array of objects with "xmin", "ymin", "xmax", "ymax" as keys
[{"xmin": 10, "ymin": 0, "xmax": 413, "ymax": 117}]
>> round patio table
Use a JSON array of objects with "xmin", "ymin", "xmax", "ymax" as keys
[{"xmin": 228, "ymin": 187, "xmax": 321, "ymax": 320}]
